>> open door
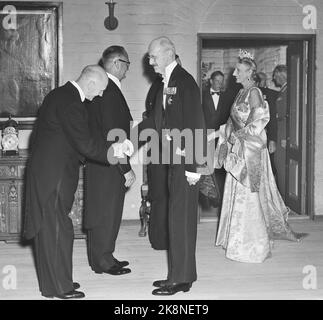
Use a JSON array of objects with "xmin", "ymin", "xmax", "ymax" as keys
[
  {"xmin": 285, "ymin": 41, "xmax": 307, "ymax": 215},
  {"xmin": 198, "ymin": 34, "xmax": 315, "ymax": 219}
]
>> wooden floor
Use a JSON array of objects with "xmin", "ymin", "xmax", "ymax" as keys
[{"xmin": 0, "ymin": 218, "xmax": 322, "ymax": 300}]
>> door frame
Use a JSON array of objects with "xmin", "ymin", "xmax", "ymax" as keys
[{"xmin": 197, "ymin": 33, "xmax": 316, "ymax": 219}]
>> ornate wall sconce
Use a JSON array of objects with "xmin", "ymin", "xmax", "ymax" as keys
[{"xmin": 104, "ymin": 1, "xmax": 118, "ymax": 30}]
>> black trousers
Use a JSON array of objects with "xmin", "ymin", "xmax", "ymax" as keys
[
  {"xmin": 86, "ymin": 167, "xmax": 126, "ymax": 271},
  {"xmin": 166, "ymin": 164, "xmax": 199, "ymax": 284},
  {"xmin": 147, "ymin": 163, "xmax": 169, "ymax": 250},
  {"xmin": 87, "ymin": 219, "xmax": 123, "ymax": 271},
  {"xmin": 34, "ymin": 190, "xmax": 75, "ymax": 296}
]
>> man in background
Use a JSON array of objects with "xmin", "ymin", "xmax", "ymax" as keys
[
  {"xmin": 201, "ymin": 70, "xmax": 236, "ymax": 205},
  {"xmin": 272, "ymin": 65, "xmax": 288, "ymax": 200},
  {"xmin": 255, "ymin": 71, "xmax": 279, "ymax": 178}
]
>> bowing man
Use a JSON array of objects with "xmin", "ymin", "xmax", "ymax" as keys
[{"xmin": 23, "ymin": 65, "xmax": 132, "ymax": 299}]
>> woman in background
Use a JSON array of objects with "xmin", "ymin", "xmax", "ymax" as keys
[{"xmin": 211, "ymin": 50, "xmax": 306, "ymax": 263}]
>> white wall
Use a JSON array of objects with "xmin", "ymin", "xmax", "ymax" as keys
[
  {"xmin": 0, "ymin": 0, "xmax": 322, "ymax": 216},
  {"xmin": 201, "ymin": 46, "xmax": 286, "ymax": 89}
]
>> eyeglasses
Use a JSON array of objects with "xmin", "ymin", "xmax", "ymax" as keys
[{"xmin": 118, "ymin": 58, "xmax": 131, "ymax": 66}]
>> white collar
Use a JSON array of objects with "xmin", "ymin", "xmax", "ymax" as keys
[
  {"xmin": 70, "ymin": 81, "xmax": 85, "ymax": 102},
  {"xmin": 107, "ymin": 72, "xmax": 121, "ymax": 89},
  {"xmin": 163, "ymin": 60, "xmax": 178, "ymax": 85}
]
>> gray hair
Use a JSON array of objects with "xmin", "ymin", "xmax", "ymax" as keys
[
  {"xmin": 149, "ymin": 36, "xmax": 176, "ymax": 57},
  {"xmin": 100, "ymin": 45, "xmax": 128, "ymax": 68}
]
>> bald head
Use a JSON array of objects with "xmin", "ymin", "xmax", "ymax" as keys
[
  {"xmin": 148, "ymin": 36, "xmax": 176, "ymax": 75},
  {"xmin": 78, "ymin": 65, "xmax": 108, "ymax": 85},
  {"xmin": 76, "ymin": 65, "xmax": 108, "ymax": 101}
]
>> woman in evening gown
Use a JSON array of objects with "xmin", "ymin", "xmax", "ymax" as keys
[{"xmin": 211, "ymin": 50, "xmax": 307, "ymax": 263}]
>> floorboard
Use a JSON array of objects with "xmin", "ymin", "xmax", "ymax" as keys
[{"xmin": 0, "ymin": 219, "xmax": 322, "ymax": 300}]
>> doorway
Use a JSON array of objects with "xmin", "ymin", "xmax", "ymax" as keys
[{"xmin": 198, "ymin": 33, "xmax": 315, "ymax": 218}]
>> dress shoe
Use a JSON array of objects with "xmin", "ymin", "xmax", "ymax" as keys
[
  {"xmin": 152, "ymin": 283, "xmax": 192, "ymax": 296},
  {"xmin": 94, "ymin": 265, "xmax": 131, "ymax": 275},
  {"xmin": 113, "ymin": 257, "xmax": 129, "ymax": 267},
  {"xmin": 42, "ymin": 283, "xmax": 81, "ymax": 298},
  {"xmin": 43, "ymin": 290, "xmax": 85, "ymax": 299},
  {"xmin": 153, "ymin": 279, "xmax": 169, "ymax": 288},
  {"xmin": 73, "ymin": 282, "xmax": 80, "ymax": 290}
]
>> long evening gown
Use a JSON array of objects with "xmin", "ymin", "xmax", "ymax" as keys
[{"xmin": 214, "ymin": 86, "xmax": 306, "ymax": 263}]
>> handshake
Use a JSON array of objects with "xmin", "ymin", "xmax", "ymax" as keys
[{"xmin": 111, "ymin": 139, "xmax": 134, "ymax": 159}]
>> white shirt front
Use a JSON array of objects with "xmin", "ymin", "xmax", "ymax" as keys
[
  {"xmin": 210, "ymin": 89, "xmax": 220, "ymax": 111},
  {"xmin": 107, "ymin": 72, "xmax": 121, "ymax": 90},
  {"xmin": 162, "ymin": 60, "xmax": 178, "ymax": 108},
  {"xmin": 70, "ymin": 81, "xmax": 85, "ymax": 102}
]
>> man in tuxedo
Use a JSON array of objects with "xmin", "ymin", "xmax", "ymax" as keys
[
  {"xmin": 143, "ymin": 54, "xmax": 181, "ymax": 250},
  {"xmin": 144, "ymin": 71, "xmax": 169, "ymax": 250},
  {"xmin": 84, "ymin": 46, "xmax": 135, "ymax": 276},
  {"xmin": 23, "ymin": 65, "xmax": 131, "ymax": 299},
  {"xmin": 139, "ymin": 37, "xmax": 206, "ymax": 295},
  {"xmin": 273, "ymin": 65, "xmax": 288, "ymax": 199},
  {"xmin": 202, "ymin": 71, "xmax": 236, "ymax": 199},
  {"xmin": 255, "ymin": 72, "xmax": 279, "ymax": 177}
]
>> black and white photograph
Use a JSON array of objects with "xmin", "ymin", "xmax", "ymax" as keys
[{"xmin": 0, "ymin": 0, "xmax": 322, "ymax": 306}]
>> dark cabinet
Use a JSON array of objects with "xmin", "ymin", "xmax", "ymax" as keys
[{"xmin": 0, "ymin": 150, "xmax": 85, "ymax": 242}]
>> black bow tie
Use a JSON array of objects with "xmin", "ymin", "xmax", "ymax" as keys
[{"xmin": 211, "ymin": 91, "xmax": 220, "ymax": 96}]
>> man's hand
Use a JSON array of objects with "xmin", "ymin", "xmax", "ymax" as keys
[
  {"xmin": 124, "ymin": 169, "xmax": 136, "ymax": 188},
  {"xmin": 268, "ymin": 140, "xmax": 276, "ymax": 154}
]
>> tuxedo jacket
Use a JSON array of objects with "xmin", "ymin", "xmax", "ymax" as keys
[
  {"xmin": 86, "ymin": 80, "xmax": 133, "ymax": 175},
  {"xmin": 259, "ymin": 87, "xmax": 279, "ymax": 142},
  {"xmin": 202, "ymin": 88, "xmax": 236, "ymax": 131},
  {"xmin": 139, "ymin": 64, "xmax": 206, "ymax": 173},
  {"xmin": 24, "ymin": 82, "xmax": 110, "ymax": 239},
  {"xmin": 84, "ymin": 79, "xmax": 133, "ymax": 228},
  {"xmin": 145, "ymin": 76, "xmax": 163, "ymax": 117}
]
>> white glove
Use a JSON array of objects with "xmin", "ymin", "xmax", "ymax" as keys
[
  {"xmin": 124, "ymin": 169, "xmax": 136, "ymax": 188},
  {"xmin": 185, "ymin": 171, "xmax": 201, "ymax": 186},
  {"xmin": 112, "ymin": 139, "xmax": 134, "ymax": 158},
  {"xmin": 112, "ymin": 142, "xmax": 125, "ymax": 158}
]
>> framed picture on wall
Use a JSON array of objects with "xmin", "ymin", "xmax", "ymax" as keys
[{"xmin": 0, "ymin": 2, "xmax": 62, "ymax": 127}]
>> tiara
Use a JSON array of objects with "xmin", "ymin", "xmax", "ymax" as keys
[{"xmin": 239, "ymin": 49, "xmax": 254, "ymax": 60}]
